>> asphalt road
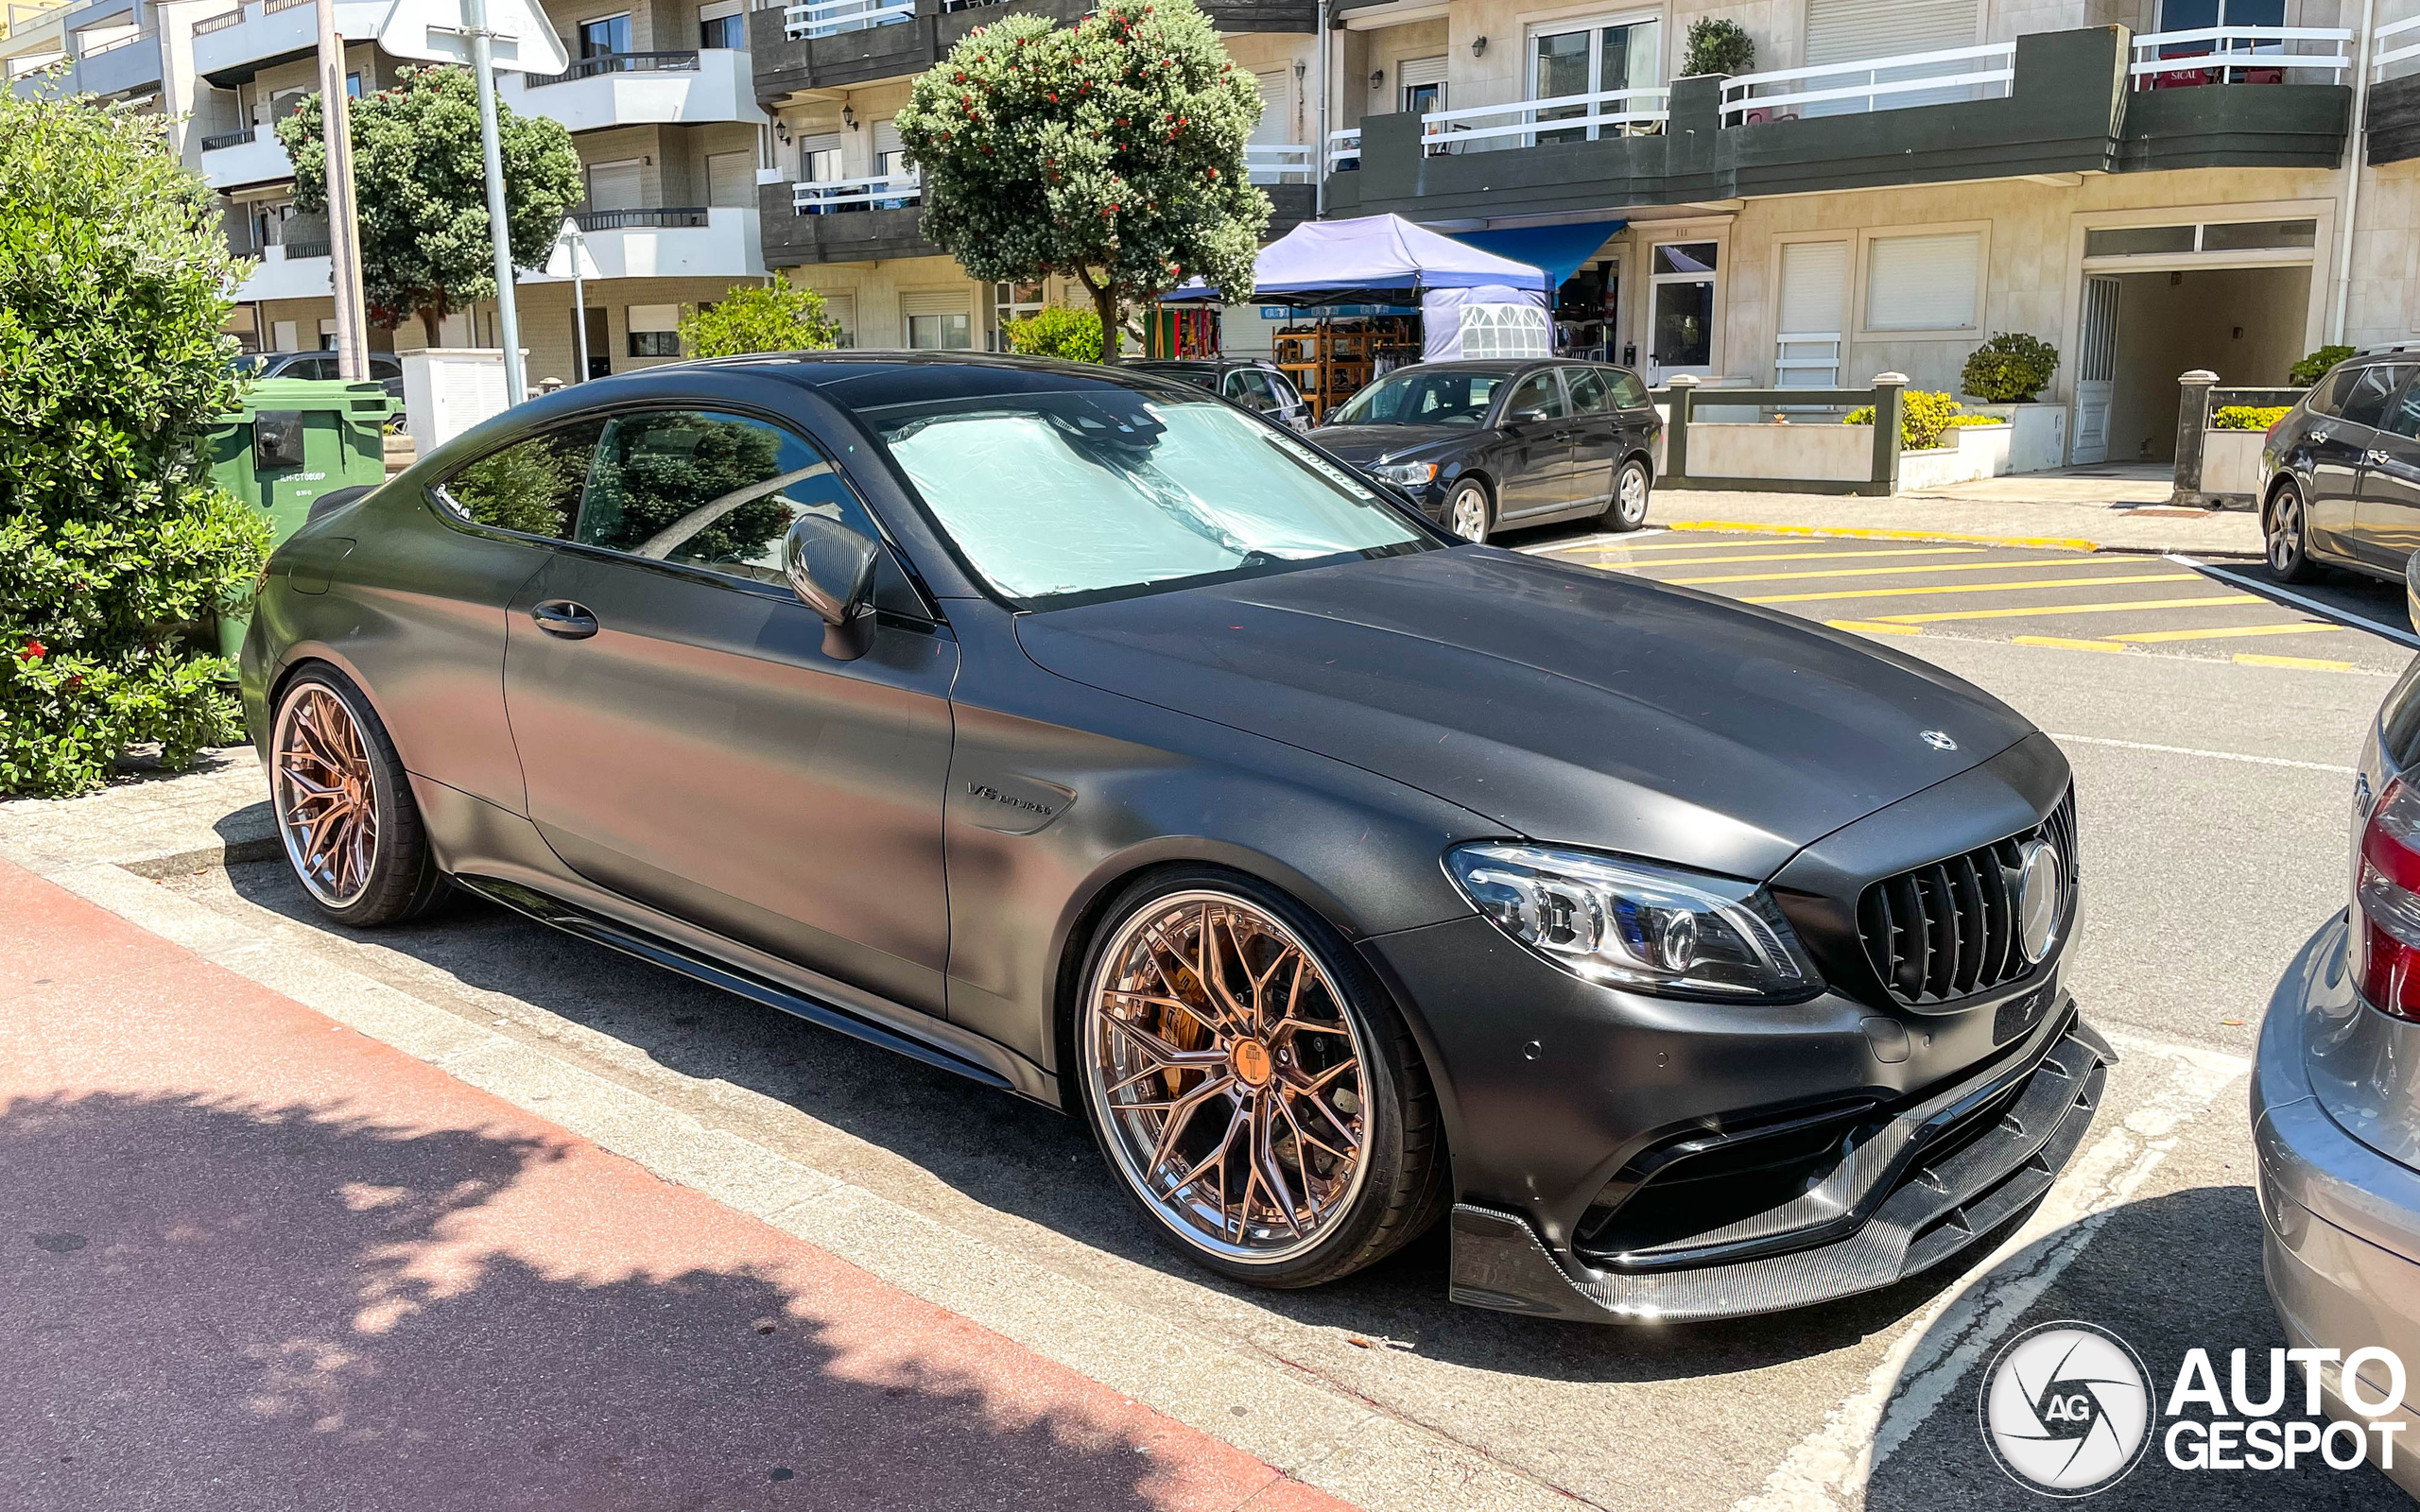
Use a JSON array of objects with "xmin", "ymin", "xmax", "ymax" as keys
[{"xmin": 136, "ymin": 529, "xmax": 2417, "ymax": 1511}]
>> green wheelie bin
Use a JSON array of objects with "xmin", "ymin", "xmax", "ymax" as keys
[{"xmin": 205, "ymin": 377, "xmax": 393, "ymax": 660}]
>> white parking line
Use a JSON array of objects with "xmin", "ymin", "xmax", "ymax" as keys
[
  {"xmin": 1733, "ymin": 1032, "xmax": 2249, "ymax": 1512},
  {"xmin": 2048, "ymin": 732, "xmax": 2357, "ymax": 775}
]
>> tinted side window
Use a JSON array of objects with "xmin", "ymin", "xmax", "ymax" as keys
[
  {"xmin": 1503, "ymin": 370, "xmax": 1565, "ymax": 421},
  {"xmin": 370, "ymin": 355, "xmax": 403, "ymax": 380},
  {"xmin": 2383, "ymin": 375, "xmax": 2420, "ymax": 440},
  {"xmin": 1565, "ymin": 368, "xmax": 1611, "ymax": 415},
  {"xmin": 1230, "ymin": 369, "xmax": 1279, "ymax": 411},
  {"xmin": 1607, "ymin": 369, "xmax": 1651, "ymax": 407},
  {"xmin": 2306, "ymin": 369, "xmax": 2349, "ymax": 417},
  {"xmin": 2339, "ymin": 366, "xmax": 2411, "ymax": 429},
  {"xmin": 432, "ymin": 420, "xmax": 605, "ymax": 538},
  {"xmin": 1268, "ymin": 371, "xmax": 1303, "ymax": 409},
  {"xmin": 578, "ymin": 409, "xmax": 892, "ymax": 593}
]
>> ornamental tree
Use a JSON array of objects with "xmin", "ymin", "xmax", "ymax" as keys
[
  {"xmin": 678, "ymin": 274, "xmax": 844, "ymax": 356},
  {"xmin": 277, "ymin": 66, "xmax": 583, "ymax": 344},
  {"xmin": 893, "ymin": 0, "xmax": 1268, "ymax": 359},
  {"xmin": 0, "ymin": 94, "xmax": 270, "ymax": 795}
]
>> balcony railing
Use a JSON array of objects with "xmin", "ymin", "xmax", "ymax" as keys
[
  {"xmin": 1244, "ymin": 143, "xmax": 1314, "ymax": 183},
  {"xmin": 199, "ymin": 125, "xmax": 257, "ymax": 151},
  {"xmin": 78, "ymin": 27, "xmax": 153, "ymax": 57},
  {"xmin": 1423, "ymin": 85, "xmax": 1668, "ymax": 150},
  {"xmin": 784, "ymin": 0, "xmax": 912, "ymax": 41},
  {"xmin": 193, "ymin": 7, "xmax": 241, "ymax": 32},
  {"xmin": 2380, "ymin": 15, "xmax": 2420, "ymax": 81},
  {"xmin": 1720, "ymin": 42, "xmax": 2013, "ymax": 122},
  {"xmin": 279, "ymin": 238, "xmax": 330, "ymax": 259},
  {"xmin": 527, "ymin": 48, "xmax": 702, "ymax": 85},
  {"xmin": 2129, "ymin": 26, "xmax": 2350, "ymax": 89},
  {"xmin": 792, "ymin": 172, "xmax": 921, "ymax": 211},
  {"xmin": 1326, "ymin": 127, "xmax": 1359, "ymax": 170},
  {"xmin": 573, "ymin": 206, "xmax": 712, "ymax": 229}
]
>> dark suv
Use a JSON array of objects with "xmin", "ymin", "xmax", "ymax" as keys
[{"xmin": 2260, "ymin": 346, "xmax": 2420, "ymax": 581}]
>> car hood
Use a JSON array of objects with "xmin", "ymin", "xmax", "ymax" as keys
[
  {"xmin": 1313, "ymin": 423, "xmax": 1478, "ymax": 466},
  {"xmin": 1013, "ymin": 548, "xmax": 2039, "ymax": 880}
]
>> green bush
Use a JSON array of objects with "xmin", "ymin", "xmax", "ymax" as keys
[
  {"xmin": 2290, "ymin": 346, "xmax": 2354, "ymax": 387},
  {"xmin": 0, "ymin": 94, "xmax": 270, "ymax": 797},
  {"xmin": 677, "ymin": 274, "xmax": 844, "ymax": 357},
  {"xmin": 1003, "ymin": 305, "xmax": 1106, "ymax": 363},
  {"xmin": 2213, "ymin": 404, "xmax": 2291, "ymax": 431},
  {"xmin": 1960, "ymin": 331, "xmax": 2059, "ymax": 403},
  {"xmin": 1843, "ymin": 389, "xmax": 1965, "ymax": 450},
  {"xmin": 1945, "ymin": 413, "xmax": 2005, "ymax": 428},
  {"xmin": 1683, "ymin": 18, "xmax": 1755, "ymax": 77}
]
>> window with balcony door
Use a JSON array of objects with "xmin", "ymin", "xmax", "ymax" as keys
[
  {"xmin": 1399, "ymin": 56, "xmax": 1445, "ymax": 117},
  {"xmin": 1649, "ymin": 241, "xmax": 1717, "ymax": 376},
  {"xmin": 579, "ymin": 12, "xmax": 631, "ymax": 58},
  {"xmin": 1530, "ymin": 14, "xmax": 1659, "ymax": 145},
  {"xmin": 2148, "ymin": 0, "xmax": 2288, "ymax": 86},
  {"xmin": 700, "ymin": 0, "xmax": 744, "ymax": 48}
]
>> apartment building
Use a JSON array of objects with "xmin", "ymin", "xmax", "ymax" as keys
[
  {"xmin": 749, "ymin": 0, "xmax": 1321, "ymax": 351},
  {"xmin": 1320, "ymin": 0, "xmax": 2420, "ymax": 463}
]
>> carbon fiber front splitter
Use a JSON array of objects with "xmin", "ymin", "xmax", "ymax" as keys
[{"xmin": 1447, "ymin": 1016, "xmax": 2114, "ymax": 1324}]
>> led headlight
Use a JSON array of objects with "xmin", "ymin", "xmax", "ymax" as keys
[
  {"xmin": 1446, "ymin": 843, "xmax": 1820, "ymax": 1000},
  {"xmin": 1369, "ymin": 460, "xmax": 1439, "ymax": 487}
]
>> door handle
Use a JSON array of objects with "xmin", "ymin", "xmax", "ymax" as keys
[
  {"xmin": 2370, "ymin": 449, "xmax": 2396, "ymax": 467},
  {"xmin": 531, "ymin": 599, "xmax": 598, "ymax": 639}
]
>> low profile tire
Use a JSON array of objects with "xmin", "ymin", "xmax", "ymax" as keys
[
  {"xmin": 1603, "ymin": 456, "xmax": 1652, "ymax": 533},
  {"xmin": 269, "ymin": 667, "xmax": 448, "ymax": 927},
  {"xmin": 2266, "ymin": 480, "xmax": 2318, "ymax": 582},
  {"xmin": 1074, "ymin": 870, "xmax": 1447, "ymax": 1289},
  {"xmin": 1444, "ymin": 479, "xmax": 1493, "ymax": 544}
]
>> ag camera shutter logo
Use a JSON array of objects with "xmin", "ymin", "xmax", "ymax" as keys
[{"xmin": 1979, "ymin": 1321, "xmax": 2156, "ymax": 1497}]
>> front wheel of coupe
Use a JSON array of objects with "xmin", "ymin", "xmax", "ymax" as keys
[
  {"xmin": 269, "ymin": 667, "xmax": 448, "ymax": 927},
  {"xmin": 1076, "ymin": 872, "xmax": 1446, "ymax": 1288}
]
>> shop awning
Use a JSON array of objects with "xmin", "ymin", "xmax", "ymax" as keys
[{"xmin": 1444, "ymin": 220, "xmax": 1627, "ymax": 291}]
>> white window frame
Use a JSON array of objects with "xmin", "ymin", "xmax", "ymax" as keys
[
  {"xmin": 1852, "ymin": 220, "xmax": 1990, "ymax": 341},
  {"xmin": 1524, "ymin": 9, "xmax": 1665, "ymax": 120},
  {"xmin": 1646, "ymin": 233, "xmax": 1722, "ymax": 379},
  {"xmin": 1770, "ymin": 232, "xmax": 1851, "ymax": 387}
]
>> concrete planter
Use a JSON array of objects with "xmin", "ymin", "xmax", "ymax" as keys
[
  {"xmin": 1897, "ymin": 422, "xmax": 2015, "ymax": 490},
  {"xmin": 2201, "ymin": 428, "xmax": 2268, "ymax": 503},
  {"xmin": 1687, "ymin": 421, "xmax": 1872, "ymax": 484},
  {"xmin": 1955, "ymin": 400, "xmax": 2067, "ymax": 472}
]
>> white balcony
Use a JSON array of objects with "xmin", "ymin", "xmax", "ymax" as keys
[
  {"xmin": 198, "ymin": 121, "xmax": 291, "ymax": 188},
  {"xmin": 234, "ymin": 243, "xmax": 332, "ymax": 303},
  {"xmin": 790, "ymin": 171, "xmax": 921, "ymax": 211},
  {"xmin": 2127, "ymin": 26, "xmax": 2351, "ymax": 90},
  {"xmin": 784, "ymin": 0, "xmax": 911, "ymax": 41},
  {"xmin": 521, "ymin": 205, "xmax": 766, "ymax": 281},
  {"xmin": 500, "ymin": 46, "xmax": 765, "ymax": 130},
  {"xmin": 1721, "ymin": 43, "xmax": 2011, "ymax": 122},
  {"xmin": 1422, "ymin": 85, "xmax": 1668, "ymax": 150},
  {"xmin": 1244, "ymin": 143, "xmax": 1314, "ymax": 184},
  {"xmin": 191, "ymin": 0, "xmax": 385, "ymax": 79},
  {"xmin": 1326, "ymin": 127, "xmax": 1359, "ymax": 170}
]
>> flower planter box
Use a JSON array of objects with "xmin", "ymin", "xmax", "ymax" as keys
[{"xmin": 1955, "ymin": 400, "xmax": 2067, "ymax": 472}]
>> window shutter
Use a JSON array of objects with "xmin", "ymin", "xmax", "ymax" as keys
[
  {"xmin": 1802, "ymin": 0, "xmax": 1979, "ymax": 113},
  {"xmin": 1777, "ymin": 239, "xmax": 1848, "ymax": 387},
  {"xmin": 584, "ymin": 159, "xmax": 644, "ymax": 211},
  {"xmin": 1398, "ymin": 56, "xmax": 1448, "ymax": 87},
  {"xmin": 821, "ymin": 293, "xmax": 856, "ymax": 345},
  {"xmin": 1863, "ymin": 232, "xmax": 1979, "ymax": 332},
  {"xmin": 873, "ymin": 119, "xmax": 903, "ymax": 157},
  {"xmin": 698, "ymin": 0, "xmax": 742, "ymax": 18},
  {"xmin": 706, "ymin": 149, "xmax": 752, "ymax": 207},
  {"xmin": 627, "ymin": 303, "xmax": 681, "ymax": 333},
  {"xmin": 900, "ymin": 288, "xmax": 969, "ymax": 318},
  {"xmin": 1252, "ymin": 69, "xmax": 1288, "ymax": 145}
]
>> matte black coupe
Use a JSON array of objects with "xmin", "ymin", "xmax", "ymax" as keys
[
  {"xmin": 1315, "ymin": 359, "xmax": 1662, "ymax": 543},
  {"xmin": 245, "ymin": 353, "xmax": 2105, "ymax": 1323}
]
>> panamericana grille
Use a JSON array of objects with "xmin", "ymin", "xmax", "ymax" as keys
[{"xmin": 1856, "ymin": 793, "xmax": 2075, "ymax": 1005}]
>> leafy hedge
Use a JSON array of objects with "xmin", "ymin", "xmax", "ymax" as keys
[
  {"xmin": 678, "ymin": 274, "xmax": 844, "ymax": 357},
  {"xmin": 1843, "ymin": 389, "xmax": 1968, "ymax": 451},
  {"xmin": 0, "ymin": 95, "xmax": 269, "ymax": 796},
  {"xmin": 1960, "ymin": 332, "xmax": 2059, "ymax": 403},
  {"xmin": 2290, "ymin": 346, "xmax": 2353, "ymax": 387},
  {"xmin": 2212, "ymin": 404, "xmax": 2291, "ymax": 431},
  {"xmin": 1003, "ymin": 305, "xmax": 1105, "ymax": 363}
]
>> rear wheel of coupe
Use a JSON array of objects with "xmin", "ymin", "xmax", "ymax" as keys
[
  {"xmin": 1075, "ymin": 870, "xmax": 1446, "ymax": 1288},
  {"xmin": 269, "ymin": 667, "xmax": 447, "ymax": 927}
]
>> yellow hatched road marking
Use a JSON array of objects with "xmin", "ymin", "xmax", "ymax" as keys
[
  {"xmin": 1575, "ymin": 545, "xmax": 1985, "ymax": 567},
  {"xmin": 1876, "ymin": 593, "xmax": 2262, "ymax": 625},
  {"xmin": 1670, "ymin": 557, "xmax": 2135, "ymax": 587},
  {"xmin": 1551, "ymin": 535, "xmax": 1844, "ymax": 555},
  {"xmin": 1669, "ymin": 521, "xmax": 2101, "ymax": 552},
  {"xmin": 2013, "ymin": 636, "xmax": 2128, "ymax": 652},
  {"xmin": 1824, "ymin": 619, "xmax": 1926, "ymax": 635},
  {"xmin": 2236, "ymin": 652, "xmax": 2360, "ymax": 671},
  {"xmin": 2108, "ymin": 622, "xmax": 2343, "ymax": 644},
  {"xmin": 1744, "ymin": 573, "xmax": 2197, "ymax": 606}
]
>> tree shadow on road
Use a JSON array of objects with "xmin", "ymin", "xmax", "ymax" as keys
[
  {"xmin": 1, "ymin": 1088, "xmax": 1238, "ymax": 1512},
  {"xmin": 207, "ymin": 861, "xmax": 2005, "ymax": 1385}
]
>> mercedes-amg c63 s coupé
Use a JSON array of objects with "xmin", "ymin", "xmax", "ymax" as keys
[{"xmin": 244, "ymin": 353, "xmax": 2107, "ymax": 1323}]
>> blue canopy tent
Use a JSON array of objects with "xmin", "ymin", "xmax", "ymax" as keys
[
  {"xmin": 1162, "ymin": 213, "xmax": 1550, "ymax": 306},
  {"xmin": 1443, "ymin": 219, "xmax": 1628, "ymax": 293}
]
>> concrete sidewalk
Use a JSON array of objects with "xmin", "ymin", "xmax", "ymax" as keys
[
  {"xmin": 0, "ymin": 857, "xmax": 1347, "ymax": 1512},
  {"xmin": 1656, "ymin": 468, "xmax": 2265, "ymax": 557}
]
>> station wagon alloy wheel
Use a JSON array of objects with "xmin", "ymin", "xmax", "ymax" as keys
[
  {"xmin": 272, "ymin": 684, "xmax": 381, "ymax": 909},
  {"xmin": 1446, "ymin": 481, "xmax": 1492, "ymax": 544},
  {"xmin": 1083, "ymin": 891, "xmax": 1372, "ymax": 1264}
]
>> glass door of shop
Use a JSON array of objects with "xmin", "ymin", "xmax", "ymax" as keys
[{"xmin": 1648, "ymin": 240, "xmax": 1716, "ymax": 383}]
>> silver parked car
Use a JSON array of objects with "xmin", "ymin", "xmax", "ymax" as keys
[{"xmin": 2255, "ymin": 660, "xmax": 2420, "ymax": 1497}]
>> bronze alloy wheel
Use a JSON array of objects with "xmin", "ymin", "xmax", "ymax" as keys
[
  {"xmin": 273, "ymin": 683, "xmax": 382, "ymax": 909},
  {"xmin": 1082, "ymin": 891, "xmax": 1373, "ymax": 1264}
]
